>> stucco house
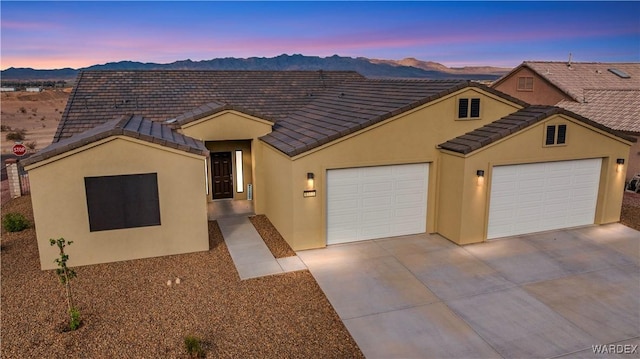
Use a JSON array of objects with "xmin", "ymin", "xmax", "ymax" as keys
[
  {"xmin": 23, "ymin": 70, "xmax": 633, "ymax": 269},
  {"xmin": 492, "ymin": 61, "xmax": 640, "ymax": 180}
]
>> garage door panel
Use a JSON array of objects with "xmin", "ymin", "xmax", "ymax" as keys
[
  {"xmin": 362, "ymin": 196, "xmax": 392, "ymax": 208},
  {"xmin": 327, "ymin": 163, "xmax": 428, "ymax": 245},
  {"xmin": 366, "ymin": 166, "xmax": 393, "ymax": 177},
  {"xmin": 396, "ymin": 193, "xmax": 426, "ymax": 206},
  {"xmin": 362, "ymin": 181, "xmax": 394, "ymax": 194},
  {"xmin": 362, "ymin": 209, "xmax": 393, "ymax": 222},
  {"xmin": 329, "ymin": 184, "xmax": 360, "ymax": 197},
  {"xmin": 328, "ymin": 213, "xmax": 359, "ymax": 225},
  {"xmin": 488, "ymin": 158, "xmax": 601, "ymax": 239},
  {"xmin": 397, "ymin": 179, "xmax": 426, "ymax": 190}
]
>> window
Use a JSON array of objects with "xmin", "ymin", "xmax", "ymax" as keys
[
  {"xmin": 517, "ymin": 77, "xmax": 534, "ymax": 91},
  {"xmin": 458, "ymin": 98, "xmax": 481, "ymax": 119},
  {"xmin": 85, "ymin": 173, "xmax": 161, "ymax": 232},
  {"xmin": 545, "ymin": 124, "xmax": 567, "ymax": 146},
  {"xmin": 235, "ymin": 150, "xmax": 244, "ymax": 193}
]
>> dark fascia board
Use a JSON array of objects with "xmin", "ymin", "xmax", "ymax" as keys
[{"xmin": 23, "ymin": 115, "xmax": 207, "ymax": 167}]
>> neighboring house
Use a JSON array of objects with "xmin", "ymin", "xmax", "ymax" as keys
[
  {"xmin": 1, "ymin": 87, "xmax": 16, "ymax": 92},
  {"xmin": 492, "ymin": 61, "xmax": 640, "ymax": 180},
  {"xmin": 23, "ymin": 70, "xmax": 632, "ymax": 269},
  {"xmin": 26, "ymin": 87, "xmax": 43, "ymax": 92}
]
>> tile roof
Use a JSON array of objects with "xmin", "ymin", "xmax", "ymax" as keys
[
  {"xmin": 55, "ymin": 70, "xmax": 365, "ymax": 142},
  {"xmin": 557, "ymin": 89, "xmax": 640, "ymax": 133},
  {"xmin": 23, "ymin": 114, "xmax": 207, "ymax": 166},
  {"xmin": 498, "ymin": 62, "xmax": 640, "ymax": 102},
  {"xmin": 438, "ymin": 105, "xmax": 636, "ymax": 155},
  {"xmin": 260, "ymin": 79, "xmax": 528, "ymax": 156}
]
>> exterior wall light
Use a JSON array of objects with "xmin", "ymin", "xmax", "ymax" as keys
[
  {"xmin": 617, "ymin": 158, "xmax": 625, "ymax": 173},
  {"xmin": 304, "ymin": 172, "xmax": 316, "ymax": 198},
  {"xmin": 476, "ymin": 170, "xmax": 485, "ymax": 186}
]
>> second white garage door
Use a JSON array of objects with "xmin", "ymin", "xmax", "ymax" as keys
[
  {"xmin": 327, "ymin": 163, "xmax": 428, "ymax": 245},
  {"xmin": 487, "ymin": 158, "xmax": 602, "ymax": 239}
]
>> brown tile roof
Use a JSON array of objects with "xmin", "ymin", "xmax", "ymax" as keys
[
  {"xmin": 557, "ymin": 89, "xmax": 640, "ymax": 133},
  {"xmin": 260, "ymin": 79, "xmax": 528, "ymax": 156},
  {"xmin": 24, "ymin": 114, "xmax": 207, "ymax": 166},
  {"xmin": 438, "ymin": 105, "xmax": 636, "ymax": 155},
  {"xmin": 55, "ymin": 70, "xmax": 365, "ymax": 141},
  {"xmin": 496, "ymin": 62, "xmax": 640, "ymax": 102}
]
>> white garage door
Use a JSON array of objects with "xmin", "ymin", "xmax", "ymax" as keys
[
  {"xmin": 487, "ymin": 158, "xmax": 602, "ymax": 239},
  {"xmin": 326, "ymin": 163, "xmax": 428, "ymax": 245}
]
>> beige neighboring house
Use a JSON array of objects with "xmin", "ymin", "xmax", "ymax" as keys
[
  {"xmin": 23, "ymin": 70, "xmax": 632, "ymax": 269},
  {"xmin": 492, "ymin": 61, "xmax": 640, "ymax": 180}
]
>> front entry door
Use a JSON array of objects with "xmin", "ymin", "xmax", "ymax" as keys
[{"xmin": 212, "ymin": 152, "xmax": 233, "ymax": 199}]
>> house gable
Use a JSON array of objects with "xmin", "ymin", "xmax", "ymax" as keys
[
  {"xmin": 28, "ymin": 136, "xmax": 209, "ymax": 269},
  {"xmin": 438, "ymin": 106, "xmax": 634, "ymax": 156},
  {"xmin": 179, "ymin": 110, "xmax": 273, "ymax": 141},
  {"xmin": 261, "ymin": 81, "xmax": 527, "ymax": 157},
  {"xmin": 436, "ymin": 107, "xmax": 631, "ymax": 245},
  {"xmin": 492, "ymin": 65, "xmax": 570, "ymax": 105}
]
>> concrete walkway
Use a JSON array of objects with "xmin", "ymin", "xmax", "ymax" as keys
[
  {"xmin": 217, "ymin": 216, "xmax": 307, "ymax": 280},
  {"xmin": 297, "ymin": 223, "xmax": 640, "ymax": 359}
]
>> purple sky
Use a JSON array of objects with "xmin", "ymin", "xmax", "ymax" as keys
[{"xmin": 1, "ymin": 1, "xmax": 639, "ymax": 70}]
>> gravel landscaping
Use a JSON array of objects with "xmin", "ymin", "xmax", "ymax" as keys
[
  {"xmin": 621, "ymin": 192, "xmax": 640, "ymax": 231},
  {"xmin": 249, "ymin": 215, "xmax": 297, "ymax": 258},
  {"xmin": 1, "ymin": 196, "xmax": 363, "ymax": 358}
]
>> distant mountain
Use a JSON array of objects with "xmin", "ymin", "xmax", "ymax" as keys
[
  {"xmin": 1, "ymin": 54, "xmax": 511, "ymax": 82},
  {"xmin": 371, "ymin": 57, "xmax": 511, "ymax": 76}
]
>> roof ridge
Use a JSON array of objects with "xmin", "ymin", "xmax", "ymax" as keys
[{"xmin": 53, "ymin": 71, "xmax": 84, "ymax": 143}]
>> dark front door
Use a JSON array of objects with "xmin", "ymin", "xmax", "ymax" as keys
[{"xmin": 212, "ymin": 152, "xmax": 233, "ymax": 199}]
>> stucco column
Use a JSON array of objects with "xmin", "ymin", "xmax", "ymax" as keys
[{"xmin": 6, "ymin": 159, "xmax": 22, "ymax": 199}]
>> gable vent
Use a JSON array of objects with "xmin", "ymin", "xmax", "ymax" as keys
[{"xmin": 608, "ymin": 68, "xmax": 631, "ymax": 78}]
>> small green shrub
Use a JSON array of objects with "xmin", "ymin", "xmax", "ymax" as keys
[
  {"xmin": 25, "ymin": 141, "xmax": 37, "ymax": 150},
  {"xmin": 184, "ymin": 335, "xmax": 205, "ymax": 358},
  {"xmin": 69, "ymin": 307, "xmax": 81, "ymax": 330},
  {"xmin": 0, "ymin": 124, "xmax": 11, "ymax": 132},
  {"xmin": 2, "ymin": 213, "xmax": 29, "ymax": 232},
  {"xmin": 18, "ymin": 107, "xmax": 26, "ymax": 114}
]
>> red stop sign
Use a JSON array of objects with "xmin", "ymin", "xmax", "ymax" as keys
[{"xmin": 12, "ymin": 144, "xmax": 26, "ymax": 156}]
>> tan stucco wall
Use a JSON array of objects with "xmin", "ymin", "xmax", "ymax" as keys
[
  {"xmin": 437, "ymin": 114, "xmax": 631, "ymax": 245},
  {"xmin": 205, "ymin": 140, "xmax": 252, "ymax": 201},
  {"xmin": 260, "ymin": 88, "xmax": 523, "ymax": 250},
  {"xmin": 493, "ymin": 67, "xmax": 570, "ymax": 105},
  {"xmin": 257, "ymin": 144, "xmax": 294, "ymax": 242},
  {"xmin": 179, "ymin": 111, "xmax": 273, "ymax": 141},
  {"xmin": 26, "ymin": 137, "xmax": 209, "ymax": 269}
]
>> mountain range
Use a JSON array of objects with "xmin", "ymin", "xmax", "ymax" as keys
[{"xmin": 0, "ymin": 54, "xmax": 511, "ymax": 82}]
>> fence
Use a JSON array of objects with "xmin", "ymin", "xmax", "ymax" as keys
[{"xmin": 5, "ymin": 159, "xmax": 30, "ymax": 199}]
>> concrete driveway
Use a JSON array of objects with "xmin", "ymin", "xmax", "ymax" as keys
[{"xmin": 297, "ymin": 224, "xmax": 640, "ymax": 358}]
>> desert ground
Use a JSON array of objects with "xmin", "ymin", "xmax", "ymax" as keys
[
  {"xmin": 0, "ymin": 197, "xmax": 364, "ymax": 358},
  {"xmin": 1, "ymin": 89, "xmax": 70, "ymax": 154}
]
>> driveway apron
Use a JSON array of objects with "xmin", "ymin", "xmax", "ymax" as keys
[{"xmin": 297, "ymin": 224, "xmax": 640, "ymax": 359}]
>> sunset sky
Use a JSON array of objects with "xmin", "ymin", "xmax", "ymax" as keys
[{"xmin": 1, "ymin": 1, "xmax": 639, "ymax": 70}]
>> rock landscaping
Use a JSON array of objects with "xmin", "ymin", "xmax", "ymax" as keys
[{"xmin": 0, "ymin": 196, "xmax": 363, "ymax": 358}]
